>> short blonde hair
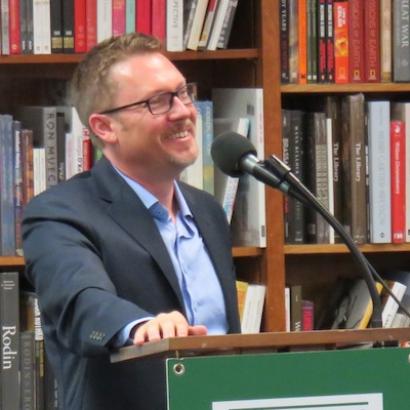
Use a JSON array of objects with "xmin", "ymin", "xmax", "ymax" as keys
[{"xmin": 69, "ymin": 33, "xmax": 161, "ymax": 146}]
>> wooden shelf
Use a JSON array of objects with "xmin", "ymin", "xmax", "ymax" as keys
[
  {"xmin": 0, "ymin": 49, "xmax": 258, "ymax": 65},
  {"xmin": 0, "ymin": 256, "xmax": 25, "ymax": 267},
  {"xmin": 284, "ymin": 243, "xmax": 410, "ymax": 255},
  {"xmin": 281, "ymin": 82, "xmax": 410, "ymax": 94},
  {"xmin": 232, "ymin": 247, "xmax": 263, "ymax": 258}
]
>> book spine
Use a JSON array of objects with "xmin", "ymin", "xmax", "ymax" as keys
[
  {"xmin": 74, "ymin": 0, "xmax": 86, "ymax": 52},
  {"xmin": 13, "ymin": 121, "xmax": 23, "ymax": 256},
  {"xmin": 62, "ymin": 0, "xmax": 74, "ymax": 53},
  {"xmin": 380, "ymin": 0, "xmax": 392, "ymax": 82},
  {"xmin": 302, "ymin": 300, "xmax": 314, "ymax": 330},
  {"xmin": 136, "ymin": 0, "xmax": 152, "ymax": 35},
  {"xmin": 364, "ymin": 0, "xmax": 380, "ymax": 82},
  {"xmin": 21, "ymin": 129, "xmax": 34, "ymax": 206},
  {"xmin": 307, "ymin": 0, "xmax": 318, "ymax": 83},
  {"xmin": 26, "ymin": 0, "xmax": 34, "ymax": 53},
  {"xmin": 50, "ymin": 0, "xmax": 63, "ymax": 53},
  {"xmin": 348, "ymin": 0, "xmax": 364, "ymax": 82},
  {"xmin": 1, "ymin": 0, "xmax": 10, "ymax": 55},
  {"xmin": 318, "ymin": 0, "xmax": 327, "ymax": 82},
  {"xmin": 97, "ymin": 0, "xmax": 112, "ymax": 42},
  {"xmin": 333, "ymin": 1, "xmax": 349, "ymax": 83},
  {"xmin": 112, "ymin": 0, "xmax": 126, "ymax": 37},
  {"xmin": 86, "ymin": 0, "xmax": 97, "ymax": 50},
  {"xmin": 390, "ymin": 120, "xmax": 406, "ymax": 243},
  {"xmin": 125, "ymin": 0, "xmax": 135, "ymax": 33},
  {"xmin": 393, "ymin": 0, "xmax": 410, "ymax": 82},
  {"xmin": 151, "ymin": 0, "xmax": 166, "ymax": 43},
  {"xmin": 166, "ymin": 0, "xmax": 184, "ymax": 51},
  {"xmin": 207, "ymin": 0, "xmax": 230, "ymax": 50},
  {"xmin": 1, "ymin": 271, "xmax": 20, "ymax": 410},
  {"xmin": 288, "ymin": 0, "xmax": 299, "ymax": 83},
  {"xmin": 298, "ymin": 0, "xmax": 308, "ymax": 84},
  {"xmin": 216, "ymin": 0, "xmax": 238, "ymax": 49},
  {"xmin": 367, "ymin": 101, "xmax": 391, "ymax": 243},
  {"xmin": 20, "ymin": 331, "xmax": 36, "ymax": 410},
  {"xmin": 43, "ymin": 108, "xmax": 58, "ymax": 188},
  {"xmin": 326, "ymin": 0, "xmax": 335, "ymax": 82},
  {"xmin": 9, "ymin": 0, "xmax": 22, "ymax": 54},
  {"xmin": 33, "ymin": 0, "xmax": 51, "ymax": 54},
  {"xmin": 290, "ymin": 285, "xmax": 302, "ymax": 331},
  {"xmin": 198, "ymin": 0, "xmax": 218, "ymax": 49}
]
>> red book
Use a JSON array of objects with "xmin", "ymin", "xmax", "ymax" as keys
[
  {"xmin": 152, "ymin": 0, "xmax": 166, "ymax": 43},
  {"xmin": 390, "ymin": 120, "xmax": 406, "ymax": 244},
  {"xmin": 74, "ymin": 0, "xmax": 86, "ymax": 53},
  {"xmin": 318, "ymin": 0, "xmax": 327, "ymax": 82},
  {"xmin": 302, "ymin": 300, "xmax": 314, "ymax": 331},
  {"xmin": 348, "ymin": 0, "xmax": 364, "ymax": 82},
  {"xmin": 136, "ymin": 0, "xmax": 152, "ymax": 35},
  {"xmin": 9, "ymin": 0, "xmax": 21, "ymax": 54},
  {"xmin": 86, "ymin": 0, "xmax": 97, "ymax": 50},
  {"xmin": 364, "ymin": 0, "xmax": 380, "ymax": 82},
  {"xmin": 112, "ymin": 0, "xmax": 126, "ymax": 37},
  {"xmin": 326, "ymin": 0, "xmax": 335, "ymax": 82},
  {"xmin": 334, "ymin": 1, "xmax": 349, "ymax": 83},
  {"xmin": 298, "ymin": 0, "xmax": 307, "ymax": 84}
]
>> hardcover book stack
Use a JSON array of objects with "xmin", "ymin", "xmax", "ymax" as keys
[
  {"xmin": 280, "ymin": 0, "xmax": 410, "ymax": 84},
  {"xmin": 282, "ymin": 94, "xmax": 410, "ymax": 245},
  {"xmin": 0, "ymin": 0, "xmax": 240, "ymax": 55}
]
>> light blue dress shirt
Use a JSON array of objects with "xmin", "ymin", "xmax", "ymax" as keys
[{"xmin": 113, "ymin": 169, "xmax": 228, "ymax": 346}]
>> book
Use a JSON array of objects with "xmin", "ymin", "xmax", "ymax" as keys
[
  {"xmin": 235, "ymin": 280, "xmax": 249, "ymax": 323},
  {"xmin": 384, "ymin": 270, "xmax": 410, "ymax": 327},
  {"xmin": 341, "ymin": 93, "xmax": 367, "ymax": 244},
  {"xmin": 285, "ymin": 287, "xmax": 291, "ymax": 331},
  {"xmin": 125, "ymin": 0, "xmax": 136, "ymax": 33},
  {"xmin": 112, "ymin": 0, "xmax": 126, "ymax": 37},
  {"xmin": 348, "ymin": 0, "xmax": 364, "ymax": 82},
  {"xmin": 216, "ymin": 0, "xmax": 238, "ymax": 49},
  {"xmin": 206, "ymin": 0, "xmax": 230, "ymax": 50},
  {"xmin": 213, "ymin": 117, "xmax": 250, "ymax": 223},
  {"xmin": 13, "ymin": 121, "xmax": 23, "ymax": 256},
  {"xmin": 390, "ymin": 120, "xmax": 406, "ymax": 243},
  {"xmin": 33, "ymin": 0, "xmax": 51, "ymax": 54},
  {"xmin": 86, "ymin": 0, "xmax": 97, "ymax": 50},
  {"xmin": 151, "ymin": 0, "xmax": 166, "ymax": 43},
  {"xmin": 19, "ymin": 106, "xmax": 58, "ymax": 189},
  {"xmin": 166, "ymin": 0, "xmax": 184, "ymax": 51},
  {"xmin": 380, "ymin": 0, "xmax": 392, "ymax": 82},
  {"xmin": 302, "ymin": 299, "xmax": 314, "ymax": 330},
  {"xmin": 364, "ymin": 0, "xmax": 380, "ymax": 82},
  {"xmin": 9, "ymin": 0, "xmax": 22, "ymax": 54},
  {"xmin": 1, "ymin": 0, "xmax": 10, "ymax": 55},
  {"xmin": 198, "ymin": 0, "xmax": 219, "ymax": 49},
  {"xmin": 184, "ymin": 0, "xmax": 208, "ymax": 51},
  {"xmin": 289, "ymin": 0, "xmax": 299, "ymax": 83},
  {"xmin": 50, "ymin": 0, "xmax": 63, "ymax": 53},
  {"xmin": 326, "ymin": 0, "xmax": 335, "ymax": 82},
  {"xmin": 331, "ymin": 279, "xmax": 383, "ymax": 329},
  {"xmin": 393, "ymin": 0, "xmax": 410, "ymax": 82},
  {"xmin": 62, "ymin": 0, "xmax": 74, "ymax": 53},
  {"xmin": 20, "ymin": 331, "xmax": 36, "ymax": 410},
  {"xmin": 290, "ymin": 285, "xmax": 302, "ymax": 331},
  {"xmin": 97, "ymin": 0, "xmax": 112, "ymax": 42},
  {"xmin": 241, "ymin": 284, "xmax": 266, "ymax": 334},
  {"xmin": 212, "ymin": 88, "xmax": 266, "ymax": 247},
  {"xmin": 307, "ymin": 0, "xmax": 318, "ymax": 83},
  {"xmin": 381, "ymin": 280, "xmax": 407, "ymax": 327},
  {"xmin": 74, "ymin": 0, "xmax": 86, "ymax": 52},
  {"xmin": 0, "ymin": 115, "xmax": 16, "ymax": 255},
  {"xmin": 334, "ymin": 1, "xmax": 349, "ymax": 83},
  {"xmin": 1, "ymin": 271, "xmax": 20, "ymax": 410},
  {"xmin": 317, "ymin": 0, "xmax": 327, "ymax": 82},
  {"xmin": 367, "ymin": 100, "xmax": 391, "ymax": 244},
  {"xmin": 297, "ymin": 0, "xmax": 307, "ymax": 84},
  {"xmin": 136, "ymin": 0, "xmax": 152, "ymax": 35}
]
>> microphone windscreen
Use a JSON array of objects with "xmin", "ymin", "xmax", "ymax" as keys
[{"xmin": 211, "ymin": 132, "xmax": 257, "ymax": 177}]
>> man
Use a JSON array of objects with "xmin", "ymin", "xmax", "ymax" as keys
[{"xmin": 22, "ymin": 33, "xmax": 240, "ymax": 410}]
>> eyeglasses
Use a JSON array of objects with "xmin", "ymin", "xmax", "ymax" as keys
[{"xmin": 99, "ymin": 83, "xmax": 197, "ymax": 116}]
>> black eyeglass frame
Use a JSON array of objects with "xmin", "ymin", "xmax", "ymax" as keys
[{"xmin": 98, "ymin": 82, "xmax": 197, "ymax": 116}]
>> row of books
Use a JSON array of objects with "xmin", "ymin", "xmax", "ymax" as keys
[
  {"xmin": 0, "ymin": 272, "xmax": 57, "ymax": 410},
  {"xmin": 282, "ymin": 94, "xmax": 410, "ymax": 245},
  {"xmin": 280, "ymin": 0, "xmax": 410, "ymax": 84},
  {"xmin": 1, "ymin": 0, "xmax": 239, "ymax": 55}
]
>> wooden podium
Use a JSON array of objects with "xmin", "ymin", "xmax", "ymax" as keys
[{"xmin": 111, "ymin": 328, "xmax": 410, "ymax": 410}]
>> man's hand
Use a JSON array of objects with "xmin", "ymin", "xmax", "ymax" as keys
[{"xmin": 132, "ymin": 311, "xmax": 207, "ymax": 345}]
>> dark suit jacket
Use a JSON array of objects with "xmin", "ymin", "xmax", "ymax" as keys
[{"xmin": 22, "ymin": 157, "xmax": 240, "ymax": 410}]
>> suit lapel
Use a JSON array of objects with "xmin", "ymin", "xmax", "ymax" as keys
[{"xmin": 92, "ymin": 158, "xmax": 184, "ymax": 308}]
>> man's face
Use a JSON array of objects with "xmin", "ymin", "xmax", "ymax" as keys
[{"xmin": 102, "ymin": 52, "xmax": 198, "ymax": 181}]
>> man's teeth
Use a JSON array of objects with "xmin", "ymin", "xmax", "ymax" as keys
[{"xmin": 171, "ymin": 130, "xmax": 189, "ymax": 139}]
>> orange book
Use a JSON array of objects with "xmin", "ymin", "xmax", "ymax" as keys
[
  {"xmin": 298, "ymin": 0, "xmax": 307, "ymax": 84},
  {"xmin": 334, "ymin": 1, "xmax": 349, "ymax": 83}
]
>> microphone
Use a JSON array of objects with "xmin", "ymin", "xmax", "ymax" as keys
[
  {"xmin": 211, "ymin": 132, "xmax": 292, "ymax": 195},
  {"xmin": 211, "ymin": 131, "xmax": 385, "ymax": 330}
]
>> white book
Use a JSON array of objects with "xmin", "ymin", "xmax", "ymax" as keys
[
  {"xmin": 391, "ymin": 311, "xmax": 410, "ymax": 328},
  {"xmin": 97, "ymin": 0, "xmax": 112, "ymax": 42},
  {"xmin": 198, "ymin": 0, "xmax": 220, "ymax": 49},
  {"xmin": 212, "ymin": 88, "xmax": 266, "ymax": 247},
  {"xmin": 285, "ymin": 287, "xmax": 291, "ymax": 332},
  {"xmin": 33, "ymin": 0, "xmax": 51, "ymax": 54},
  {"xmin": 213, "ymin": 117, "xmax": 250, "ymax": 223},
  {"xmin": 167, "ymin": 0, "xmax": 184, "ymax": 51},
  {"xmin": 382, "ymin": 281, "xmax": 407, "ymax": 327},
  {"xmin": 241, "ymin": 284, "xmax": 266, "ymax": 334},
  {"xmin": 187, "ymin": 0, "xmax": 210, "ymax": 50},
  {"xmin": 367, "ymin": 101, "xmax": 391, "ymax": 243},
  {"xmin": 206, "ymin": 0, "xmax": 230, "ymax": 50},
  {"xmin": 180, "ymin": 106, "xmax": 203, "ymax": 189},
  {"xmin": 1, "ymin": 0, "xmax": 9, "ymax": 55},
  {"xmin": 33, "ymin": 147, "xmax": 46, "ymax": 196}
]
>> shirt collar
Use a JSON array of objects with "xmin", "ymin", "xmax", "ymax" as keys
[{"xmin": 113, "ymin": 166, "xmax": 192, "ymax": 219}]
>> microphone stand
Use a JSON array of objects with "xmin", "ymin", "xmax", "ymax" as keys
[{"xmin": 263, "ymin": 155, "xmax": 383, "ymax": 329}]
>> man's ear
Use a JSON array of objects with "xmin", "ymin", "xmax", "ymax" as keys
[{"xmin": 89, "ymin": 113, "xmax": 117, "ymax": 145}]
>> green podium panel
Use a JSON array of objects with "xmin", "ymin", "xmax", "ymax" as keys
[{"xmin": 166, "ymin": 347, "xmax": 410, "ymax": 409}]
